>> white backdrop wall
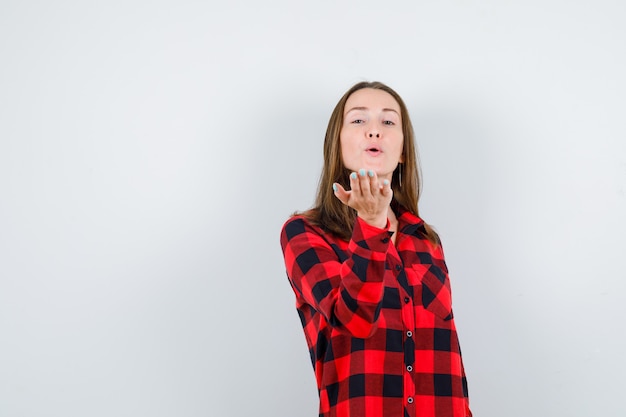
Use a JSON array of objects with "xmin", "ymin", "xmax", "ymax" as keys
[{"xmin": 1, "ymin": 1, "xmax": 625, "ymax": 416}]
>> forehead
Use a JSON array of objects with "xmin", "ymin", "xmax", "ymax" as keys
[{"xmin": 344, "ymin": 88, "xmax": 401, "ymax": 113}]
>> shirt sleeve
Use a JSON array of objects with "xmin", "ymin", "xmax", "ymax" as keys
[{"xmin": 280, "ymin": 215, "xmax": 392, "ymax": 338}]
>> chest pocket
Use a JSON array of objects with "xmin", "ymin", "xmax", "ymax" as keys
[{"xmin": 411, "ymin": 260, "xmax": 453, "ymax": 321}]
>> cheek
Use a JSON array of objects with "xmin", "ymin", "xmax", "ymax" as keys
[
  {"xmin": 339, "ymin": 134, "xmax": 356, "ymax": 155},
  {"xmin": 338, "ymin": 137, "xmax": 346, "ymax": 158}
]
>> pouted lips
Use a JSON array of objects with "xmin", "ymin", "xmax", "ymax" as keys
[{"xmin": 366, "ymin": 145, "xmax": 382, "ymax": 156}]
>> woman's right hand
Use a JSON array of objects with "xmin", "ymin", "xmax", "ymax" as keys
[{"xmin": 333, "ymin": 169, "xmax": 393, "ymax": 229}]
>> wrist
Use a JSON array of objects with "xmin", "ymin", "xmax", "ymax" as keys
[{"xmin": 357, "ymin": 213, "xmax": 388, "ymax": 229}]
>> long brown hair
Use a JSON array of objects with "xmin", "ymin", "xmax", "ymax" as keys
[{"xmin": 302, "ymin": 81, "xmax": 439, "ymax": 244}]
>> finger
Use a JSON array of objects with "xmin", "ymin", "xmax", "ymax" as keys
[
  {"xmin": 349, "ymin": 171, "xmax": 360, "ymax": 195},
  {"xmin": 367, "ymin": 170, "xmax": 381, "ymax": 195},
  {"xmin": 380, "ymin": 179, "xmax": 392, "ymax": 197},
  {"xmin": 332, "ymin": 183, "xmax": 351, "ymax": 206},
  {"xmin": 358, "ymin": 169, "xmax": 373, "ymax": 196}
]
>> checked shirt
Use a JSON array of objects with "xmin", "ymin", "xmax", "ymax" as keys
[{"xmin": 280, "ymin": 206, "xmax": 471, "ymax": 417}]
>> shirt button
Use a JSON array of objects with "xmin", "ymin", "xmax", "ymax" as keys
[
  {"xmin": 406, "ymin": 330, "xmax": 413, "ymax": 337},
  {"xmin": 407, "ymin": 397, "xmax": 414, "ymax": 404},
  {"xmin": 407, "ymin": 365, "xmax": 413, "ymax": 372},
  {"xmin": 404, "ymin": 297, "xmax": 410, "ymax": 303},
  {"xmin": 395, "ymin": 265, "xmax": 401, "ymax": 271},
  {"xmin": 382, "ymin": 237, "xmax": 390, "ymax": 243}
]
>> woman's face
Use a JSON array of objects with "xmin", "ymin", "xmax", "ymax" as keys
[{"xmin": 339, "ymin": 88, "xmax": 404, "ymax": 182}]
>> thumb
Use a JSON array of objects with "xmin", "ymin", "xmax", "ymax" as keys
[{"xmin": 332, "ymin": 183, "xmax": 351, "ymax": 206}]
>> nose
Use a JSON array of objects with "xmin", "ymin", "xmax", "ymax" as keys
[{"xmin": 368, "ymin": 131, "xmax": 380, "ymax": 138}]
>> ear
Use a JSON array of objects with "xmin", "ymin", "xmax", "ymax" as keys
[{"xmin": 399, "ymin": 153, "xmax": 405, "ymax": 163}]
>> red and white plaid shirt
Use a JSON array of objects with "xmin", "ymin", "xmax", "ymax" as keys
[{"xmin": 280, "ymin": 205, "xmax": 471, "ymax": 417}]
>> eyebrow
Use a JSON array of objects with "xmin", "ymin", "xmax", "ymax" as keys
[{"xmin": 345, "ymin": 106, "xmax": 400, "ymax": 115}]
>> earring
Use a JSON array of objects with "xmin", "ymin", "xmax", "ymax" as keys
[{"xmin": 398, "ymin": 163, "xmax": 402, "ymax": 188}]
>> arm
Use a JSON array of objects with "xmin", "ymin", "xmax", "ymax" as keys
[{"xmin": 280, "ymin": 216, "xmax": 392, "ymax": 338}]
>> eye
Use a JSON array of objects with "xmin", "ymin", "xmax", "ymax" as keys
[
  {"xmin": 351, "ymin": 119, "xmax": 365, "ymax": 124},
  {"xmin": 383, "ymin": 120, "xmax": 395, "ymax": 125}
]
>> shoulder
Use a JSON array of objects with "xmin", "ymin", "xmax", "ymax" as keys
[
  {"xmin": 281, "ymin": 208, "xmax": 326, "ymax": 237},
  {"xmin": 280, "ymin": 213, "xmax": 345, "ymax": 252},
  {"xmin": 281, "ymin": 215, "xmax": 310, "ymax": 241},
  {"xmin": 280, "ymin": 213, "xmax": 326, "ymax": 243}
]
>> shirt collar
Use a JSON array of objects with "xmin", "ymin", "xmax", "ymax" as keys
[{"xmin": 392, "ymin": 201, "xmax": 425, "ymax": 236}]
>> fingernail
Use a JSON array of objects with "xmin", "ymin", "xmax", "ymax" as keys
[
  {"xmin": 368, "ymin": 170, "xmax": 374, "ymax": 177},
  {"xmin": 332, "ymin": 183, "xmax": 337, "ymax": 192},
  {"xmin": 359, "ymin": 169, "xmax": 366, "ymax": 177},
  {"xmin": 350, "ymin": 172, "xmax": 357, "ymax": 180},
  {"xmin": 383, "ymin": 179, "xmax": 389, "ymax": 185}
]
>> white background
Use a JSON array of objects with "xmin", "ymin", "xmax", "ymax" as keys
[{"xmin": 1, "ymin": 1, "xmax": 625, "ymax": 416}]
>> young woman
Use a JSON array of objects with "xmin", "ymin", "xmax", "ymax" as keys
[{"xmin": 280, "ymin": 81, "xmax": 471, "ymax": 417}]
